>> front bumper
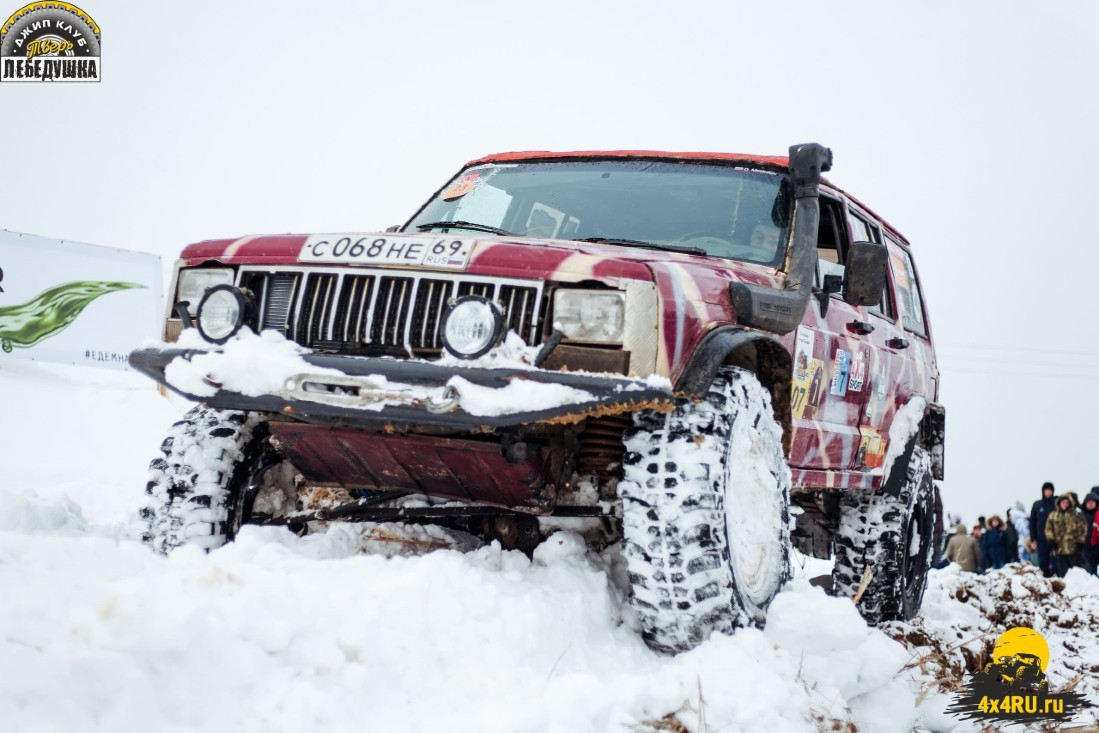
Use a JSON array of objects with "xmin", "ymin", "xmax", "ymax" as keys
[{"xmin": 129, "ymin": 347, "xmax": 676, "ymax": 432}]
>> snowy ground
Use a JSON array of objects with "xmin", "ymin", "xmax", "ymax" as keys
[{"xmin": 2, "ymin": 361, "xmax": 1097, "ymax": 732}]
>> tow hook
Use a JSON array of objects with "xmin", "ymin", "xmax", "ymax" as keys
[
  {"xmin": 280, "ymin": 373, "xmax": 462, "ymax": 414},
  {"xmin": 425, "ymin": 385, "xmax": 461, "ymax": 414}
]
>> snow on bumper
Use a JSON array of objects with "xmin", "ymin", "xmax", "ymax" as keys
[{"xmin": 129, "ymin": 347, "xmax": 676, "ymax": 431}]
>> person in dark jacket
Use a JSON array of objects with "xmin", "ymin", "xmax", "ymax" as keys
[
  {"xmin": 1003, "ymin": 507, "xmax": 1019, "ymax": 561},
  {"xmin": 1030, "ymin": 481, "xmax": 1057, "ymax": 576},
  {"xmin": 1082, "ymin": 489, "xmax": 1099, "ymax": 575},
  {"xmin": 981, "ymin": 515, "xmax": 1014, "ymax": 571}
]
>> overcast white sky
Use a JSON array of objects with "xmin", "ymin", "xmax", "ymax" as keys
[{"xmin": 2, "ymin": 0, "xmax": 1097, "ymax": 522}]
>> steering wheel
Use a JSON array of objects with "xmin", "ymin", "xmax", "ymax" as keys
[{"xmin": 678, "ymin": 230, "xmax": 733, "ymax": 245}]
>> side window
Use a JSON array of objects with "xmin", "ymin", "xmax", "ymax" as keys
[
  {"xmin": 814, "ymin": 198, "xmax": 847, "ymax": 289},
  {"xmin": 847, "ymin": 212, "xmax": 872, "ymax": 244},
  {"xmin": 887, "ymin": 239, "xmax": 927, "ymax": 335}
]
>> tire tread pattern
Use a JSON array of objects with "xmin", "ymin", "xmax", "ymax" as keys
[
  {"xmin": 139, "ymin": 406, "xmax": 259, "ymax": 554},
  {"xmin": 618, "ymin": 367, "xmax": 790, "ymax": 654},
  {"xmin": 832, "ymin": 446, "xmax": 935, "ymax": 624}
]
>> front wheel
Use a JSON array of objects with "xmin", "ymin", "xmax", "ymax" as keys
[
  {"xmin": 618, "ymin": 367, "xmax": 791, "ymax": 654},
  {"xmin": 139, "ymin": 406, "xmax": 262, "ymax": 554}
]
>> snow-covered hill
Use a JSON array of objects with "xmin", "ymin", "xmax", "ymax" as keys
[{"xmin": 2, "ymin": 361, "xmax": 1096, "ymax": 732}]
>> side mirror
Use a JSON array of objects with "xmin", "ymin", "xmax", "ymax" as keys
[{"xmin": 843, "ymin": 240, "xmax": 888, "ymax": 307}]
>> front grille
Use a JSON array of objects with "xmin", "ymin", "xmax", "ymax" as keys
[
  {"xmin": 258, "ymin": 272, "xmax": 299, "ymax": 334},
  {"xmin": 240, "ymin": 267, "xmax": 545, "ymax": 354},
  {"xmin": 410, "ymin": 279, "xmax": 454, "ymax": 350}
]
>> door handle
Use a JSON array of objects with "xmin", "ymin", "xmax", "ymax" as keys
[
  {"xmin": 848, "ymin": 320, "xmax": 874, "ymax": 335},
  {"xmin": 888, "ymin": 337, "xmax": 910, "ymax": 349}
]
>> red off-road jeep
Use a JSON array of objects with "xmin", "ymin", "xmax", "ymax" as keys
[{"xmin": 133, "ymin": 143, "xmax": 945, "ymax": 653}]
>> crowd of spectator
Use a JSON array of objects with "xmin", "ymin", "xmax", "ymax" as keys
[{"xmin": 941, "ymin": 482, "xmax": 1099, "ymax": 577}]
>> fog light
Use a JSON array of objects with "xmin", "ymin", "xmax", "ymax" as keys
[
  {"xmin": 197, "ymin": 285, "xmax": 249, "ymax": 344},
  {"xmin": 441, "ymin": 295, "xmax": 504, "ymax": 359}
]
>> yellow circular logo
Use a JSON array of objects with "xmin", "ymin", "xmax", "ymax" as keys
[{"xmin": 990, "ymin": 627, "xmax": 1050, "ymax": 673}]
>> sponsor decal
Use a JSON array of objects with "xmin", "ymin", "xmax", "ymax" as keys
[
  {"xmin": 855, "ymin": 431, "xmax": 886, "ymax": 469},
  {"xmin": 946, "ymin": 627, "xmax": 1092, "ymax": 723},
  {"xmin": 793, "ymin": 327, "xmax": 812, "ymax": 381},
  {"xmin": 865, "ymin": 368, "xmax": 888, "ymax": 427},
  {"xmin": 829, "ymin": 348, "xmax": 851, "ymax": 396},
  {"xmin": 848, "ymin": 351, "xmax": 867, "ymax": 392},
  {"xmin": 1, "ymin": 2, "xmax": 100, "ymax": 82},
  {"xmin": 0, "ymin": 280, "xmax": 143, "ymax": 353},
  {"xmin": 441, "ymin": 173, "xmax": 479, "ymax": 201},
  {"xmin": 791, "ymin": 327, "xmax": 827, "ymax": 419},
  {"xmin": 806, "ymin": 362, "xmax": 826, "ymax": 413}
]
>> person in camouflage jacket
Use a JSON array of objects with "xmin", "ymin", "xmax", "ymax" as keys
[{"xmin": 1045, "ymin": 492, "xmax": 1087, "ymax": 577}]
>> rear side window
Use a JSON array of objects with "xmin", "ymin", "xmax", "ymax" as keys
[{"xmin": 888, "ymin": 240, "xmax": 927, "ymax": 335}]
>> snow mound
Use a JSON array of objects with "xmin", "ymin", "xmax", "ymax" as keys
[
  {"xmin": 0, "ymin": 488, "xmax": 87, "ymax": 534},
  {"xmin": 5, "ymin": 356, "xmax": 1099, "ymax": 732},
  {"xmin": 883, "ymin": 563, "xmax": 1099, "ymax": 726}
]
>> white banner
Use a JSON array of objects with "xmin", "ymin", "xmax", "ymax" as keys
[{"xmin": 0, "ymin": 230, "xmax": 162, "ymax": 370}]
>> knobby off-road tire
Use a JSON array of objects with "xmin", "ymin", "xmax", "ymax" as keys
[
  {"xmin": 618, "ymin": 367, "xmax": 792, "ymax": 654},
  {"xmin": 833, "ymin": 445, "xmax": 936, "ymax": 624},
  {"xmin": 140, "ymin": 406, "xmax": 262, "ymax": 554}
]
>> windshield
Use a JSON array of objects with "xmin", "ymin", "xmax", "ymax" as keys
[{"xmin": 405, "ymin": 160, "xmax": 791, "ymax": 266}]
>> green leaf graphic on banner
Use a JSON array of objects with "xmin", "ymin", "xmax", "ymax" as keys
[{"xmin": 0, "ymin": 281, "xmax": 145, "ymax": 353}]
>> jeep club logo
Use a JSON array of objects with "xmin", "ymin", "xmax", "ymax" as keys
[
  {"xmin": 946, "ymin": 627, "xmax": 1092, "ymax": 723},
  {"xmin": 0, "ymin": 2, "xmax": 99, "ymax": 82}
]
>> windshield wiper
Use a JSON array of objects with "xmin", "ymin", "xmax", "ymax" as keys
[
  {"xmin": 575, "ymin": 237, "xmax": 707, "ymax": 256},
  {"xmin": 415, "ymin": 220, "xmax": 518, "ymax": 237}
]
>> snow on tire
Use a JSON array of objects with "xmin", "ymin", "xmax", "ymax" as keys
[
  {"xmin": 140, "ymin": 406, "xmax": 261, "ymax": 554},
  {"xmin": 618, "ymin": 367, "xmax": 791, "ymax": 654},
  {"xmin": 832, "ymin": 445, "xmax": 936, "ymax": 624}
]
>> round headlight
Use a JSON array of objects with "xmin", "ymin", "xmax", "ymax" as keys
[
  {"xmin": 441, "ymin": 295, "xmax": 505, "ymax": 359},
  {"xmin": 197, "ymin": 285, "xmax": 249, "ymax": 344}
]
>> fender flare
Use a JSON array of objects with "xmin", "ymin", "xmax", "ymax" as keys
[
  {"xmin": 676, "ymin": 327, "xmax": 794, "ymax": 450},
  {"xmin": 882, "ymin": 399, "xmax": 947, "ymax": 497},
  {"xmin": 675, "ymin": 327, "xmax": 788, "ymax": 395}
]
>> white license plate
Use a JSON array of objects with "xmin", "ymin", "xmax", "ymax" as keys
[{"xmin": 298, "ymin": 234, "xmax": 476, "ymax": 270}]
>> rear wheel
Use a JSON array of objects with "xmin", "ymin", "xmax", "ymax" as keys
[
  {"xmin": 832, "ymin": 446, "xmax": 936, "ymax": 623},
  {"xmin": 618, "ymin": 367, "xmax": 791, "ymax": 654}
]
